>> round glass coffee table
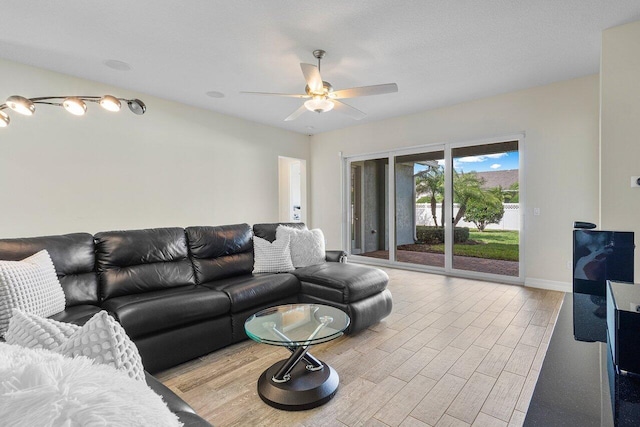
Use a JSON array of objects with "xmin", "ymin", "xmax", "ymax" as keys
[{"xmin": 245, "ymin": 303, "xmax": 350, "ymax": 411}]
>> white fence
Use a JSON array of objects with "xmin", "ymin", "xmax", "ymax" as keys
[{"xmin": 416, "ymin": 203, "xmax": 520, "ymax": 231}]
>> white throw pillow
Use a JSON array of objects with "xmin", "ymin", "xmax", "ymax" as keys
[
  {"xmin": 4, "ymin": 309, "xmax": 80, "ymax": 350},
  {"xmin": 0, "ymin": 342, "xmax": 182, "ymax": 427},
  {"xmin": 253, "ymin": 235, "xmax": 295, "ymax": 273},
  {"xmin": 54, "ymin": 311, "xmax": 146, "ymax": 382},
  {"xmin": 0, "ymin": 250, "xmax": 66, "ymax": 335},
  {"xmin": 276, "ymin": 226, "xmax": 326, "ymax": 268}
]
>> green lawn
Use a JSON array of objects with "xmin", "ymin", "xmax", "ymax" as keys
[{"xmin": 405, "ymin": 229, "xmax": 519, "ymax": 261}]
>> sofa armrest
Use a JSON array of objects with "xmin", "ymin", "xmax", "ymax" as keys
[
  {"xmin": 145, "ymin": 372, "xmax": 212, "ymax": 427},
  {"xmin": 325, "ymin": 250, "xmax": 347, "ymax": 263}
]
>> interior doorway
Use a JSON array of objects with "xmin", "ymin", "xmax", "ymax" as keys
[{"xmin": 278, "ymin": 157, "xmax": 307, "ymax": 223}]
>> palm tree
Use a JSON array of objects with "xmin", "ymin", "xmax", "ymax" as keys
[
  {"xmin": 502, "ymin": 182, "xmax": 519, "ymax": 203},
  {"xmin": 416, "ymin": 168, "xmax": 487, "ymax": 228},
  {"xmin": 453, "ymin": 171, "xmax": 484, "ymax": 226},
  {"xmin": 415, "ymin": 166, "xmax": 444, "ymax": 227}
]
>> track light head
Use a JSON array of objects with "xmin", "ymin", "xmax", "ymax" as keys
[
  {"xmin": 6, "ymin": 95, "xmax": 35, "ymax": 116},
  {"xmin": 63, "ymin": 97, "xmax": 87, "ymax": 116},
  {"xmin": 99, "ymin": 95, "xmax": 121, "ymax": 112},
  {"xmin": 127, "ymin": 99, "xmax": 146, "ymax": 115},
  {"xmin": 0, "ymin": 111, "xmax": 9, "ymax": 127}
]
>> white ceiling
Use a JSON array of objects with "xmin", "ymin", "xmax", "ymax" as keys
[{"xmin": 1, "ymin": 1, "xmax": 640, "ymax": 135}]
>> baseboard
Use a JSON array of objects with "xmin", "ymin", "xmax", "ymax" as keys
[{"xmin": 525, "ymin": 277, "xmax": 571, "ymax": 293}]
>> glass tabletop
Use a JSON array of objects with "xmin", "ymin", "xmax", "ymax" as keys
[{"xmin": 244, "ymin": 304, "xmax": 350, "ymax": 347}]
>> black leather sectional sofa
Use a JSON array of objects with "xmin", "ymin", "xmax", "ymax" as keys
[{"xmin": 0, "ymin": 222, "xmax": 392, "ymax": 426}]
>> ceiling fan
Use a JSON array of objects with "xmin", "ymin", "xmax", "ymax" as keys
[{"xmin": 241, "ymin": 49, "xmax": 398, "ymax": 121}]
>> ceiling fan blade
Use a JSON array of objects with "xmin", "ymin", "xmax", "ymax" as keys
[
  {"xmin": 284, "ymin": 104, "xmax": 308, "ymax": 121},
  {"xmin": 300, "ymin": 63, "xmax": 324, "ymax": 93},
  {"xmin": 331, "ymin": 83, "xmax": 398, "ymax": 99},
  {"xmin": 240, "ymin": 91, "xmax": 309, "ymax": 98},
  {"xmin": 332, "ymin": 100, "xmax": 366, "ymax": 120}
]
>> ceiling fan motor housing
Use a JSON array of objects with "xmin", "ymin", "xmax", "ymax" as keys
[{"xmin": 305, "ymin": 81, "xmax": 334, "ymax": 97}]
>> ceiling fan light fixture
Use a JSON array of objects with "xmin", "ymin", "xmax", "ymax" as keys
[
  {"xmin": 63, "ymin": 97, "xmax": 87, "ymax": 116},
  {"xmin": 99, "ymin": 95, "xmax": 121, "ymax": 112},
  {"xmin": 6, "ymin": 95, "xmax": 35, "ymax": 116},
  {"xmin": 304, "ymin": 97, "xmax": 334, "ymax": 113}
]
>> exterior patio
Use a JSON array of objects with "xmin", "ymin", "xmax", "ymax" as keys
[{"xmin": 362, "ymin": 250, "xmax": 519, "ymax": 277}]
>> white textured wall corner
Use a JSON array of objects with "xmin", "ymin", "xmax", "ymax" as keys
[
  {"xmin": 310, "ymin": 75, "xmax": 600, "ymax": 284},
  {"xmin": 0, "ymin": 59, "xmax": 311, "ymax": 238},
  {"xmin": 601, "ymin": 20, "xmax": 640, "ymax": 277}
]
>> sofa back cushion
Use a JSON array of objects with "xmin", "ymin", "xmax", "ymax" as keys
[
  {"xmin": 252, "ymin": 222, "xmax": 306, "ymax": 243},
  {"xmin": 95, "ymin": 228, "xmax": 195, "ymax": 300},
  {"xmin": 0, "ymin": 233, "xmax": 98, "ymax": 306},
  {"xmin": 186, "ymin": 224, "xmax": 253, "ymax": 283}
]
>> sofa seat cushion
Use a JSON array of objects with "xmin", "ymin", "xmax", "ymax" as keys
[
  {"xmin": 293, "ymin": 263, "xmax": 389, "ymax": 304},
  {"xmin": 201, "ymin": 273, "xmax": 299, "ymax": 313},
  {"xmin": 101, "ymin": 286, "xmax": 230, "ymax": 339},
  {"xmin": 49, "ymin": 304, "xmax": 103, "ymax": 326}
]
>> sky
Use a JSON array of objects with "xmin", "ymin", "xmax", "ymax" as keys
[
  {"xmin": 453, "ymin": 151, "xmax": 519, "ymax": 173},
  {"xmin": 414, "ymin": 151, "xmax": 519, "ymax": 174}
]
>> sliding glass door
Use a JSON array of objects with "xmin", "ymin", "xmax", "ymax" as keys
[
  {"xmin": 451, "ymin": 141, "xmax": 520, "ymax": 277},
  {"xmin": 394, "ymin": 150, "xmax": 446, "ymax": 269},
  {"xmin": 346, "ymin": 136, "xmax": 523, "ymax": 283}
]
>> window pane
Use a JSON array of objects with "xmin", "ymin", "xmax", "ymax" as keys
[
  {"xmin": 350, "ymin": 158, "xmax": 389, "ymax": 259},
  {"xmin": 451, "ymin": 141, "xmax": 519, "ymax": 277},
  {"xmin": 395, "ymin": 150, "xmax": 445, "ymax": 268}
]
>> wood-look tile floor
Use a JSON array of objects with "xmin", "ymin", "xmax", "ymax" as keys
[{"xmin": 156, "ymin": 268, "xmax": 564, "ymax": 427}]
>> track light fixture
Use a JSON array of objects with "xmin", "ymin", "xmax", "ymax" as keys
[{"xmin": 0, "ymin": 95, "xmax": 146, "ymax": 128}]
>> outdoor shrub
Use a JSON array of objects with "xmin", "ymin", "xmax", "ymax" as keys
[
  {"xmin": 454, "ymin": 227, "xmax": 470, "ymax": 243},
  {"xmin": 416, "ymin": 226, "xmax": 469, "ymax": 244},
  {"xmin": 463, "ymin": 188, "xmax": 505, "ymax": 231}
]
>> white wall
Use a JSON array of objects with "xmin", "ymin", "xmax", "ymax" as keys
[
  {"xmin": 310, "ymin": 75, "xmax": 600, "ymax": 287},
  {"xmin": 0, "ymin": 59, "xmax": 310, "ymax": 237},
  {"xmin": 601, "ymin": 20, "xmax": 640, "ymax": 277}
]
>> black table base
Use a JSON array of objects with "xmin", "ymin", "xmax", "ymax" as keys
[{"xmin": 257, "ymin": 358, "xmax": 339, "ymax": 411}]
